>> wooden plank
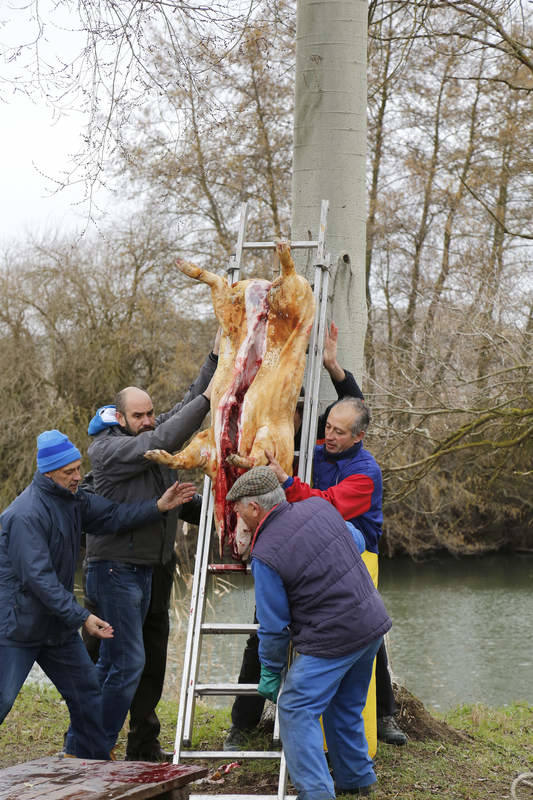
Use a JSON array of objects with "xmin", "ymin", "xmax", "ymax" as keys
[{"xmin": 0, "ymin": 757, "xmax": 207, "ymax": 800}]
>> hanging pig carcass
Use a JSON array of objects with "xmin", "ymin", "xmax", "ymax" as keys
[{"xmin": 144, "ymin": 242, "xmax": 315, "ymax": 558}]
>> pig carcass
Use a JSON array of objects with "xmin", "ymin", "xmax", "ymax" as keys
[{"xmin": 144, "ymin": 242, "xmax": 315, "ymax": 558}]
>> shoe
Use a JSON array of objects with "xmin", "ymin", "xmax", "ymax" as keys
[
  {"xmin": 223, "ymin": 725, "xmax": 248, "ymax": 752},
  {"xmin": 377, "ymin": 714, "xmax": 408, "ymax": 745},
  {"xmin": 336, "ymin": 785, "xmax": 374, "ymax": 796},
  {"xmin": 125, "ymin": 745, "xmax": 173, "ymax": 762}
]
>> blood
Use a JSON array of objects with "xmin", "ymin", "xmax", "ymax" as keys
[
  {"xmin": 214, "ymin": 280, "xmax": 270, "ymax": 557},
  {"xmin": 108, "ymin": 763, "xmax": 184, "ymax": 783}
]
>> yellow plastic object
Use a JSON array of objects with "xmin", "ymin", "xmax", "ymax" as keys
[
  {"xmin": 320, "ymin": 550, "xmax": 379, "ymax": 758},
  {"xmin": 361, "ymin": 550, "xmax": 379, "ymax": 758}
]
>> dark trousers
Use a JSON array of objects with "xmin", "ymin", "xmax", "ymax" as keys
[
  {"xmin": 375, "ymin": 640, "xmax": 397, "ymax": 718},
  {"xmin": 231, "ymin": 616, "xmax": 266, "ymax": 730},
  {"xmin": 231, "ymin": 631, "xmax": 396, "ymax": 731},
  {"xmin": 1, "ymin": 636, "xmax": 109, "ymax": 760},
  {"xmin": 83, "ymin": 560, "xmax": 174, "ymax": 755}
]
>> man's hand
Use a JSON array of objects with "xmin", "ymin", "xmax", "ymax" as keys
[
  {"xmin": 203, "ymin": 375, "xmax": 215, "ymax": 401},
  {"xmin": 257, "ymin": 665, "xmax": 282, "ymax": 703},
  {"xmin": 264, "ymin": 450, "xmax": 289, "ymax": 484},
  {"xmin": 157, "ymin": 481, "xmax": 197, "ymax": 512},
  {"xmin": 84, "ymin": 614, "xmax": 114, "ymax": 639},
  {"xmin": 323, "ymin": 322, "xmax": 345, "ymax": 382}
]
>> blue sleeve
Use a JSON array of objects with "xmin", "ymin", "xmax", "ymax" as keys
[
  {"xmin": 79, "ymin": 491, "xmax": 161, "ymax": 535},
  {"xmin": 6, "ymin": 513, "xmax": 89, "ymax": 628},
  {"xmin": 251, "ymin": 558, "xmax": 291, "ymax": 673},
  {"xmin": 345, "ymin": 521, "xmax": 366, "ymax": 554}
]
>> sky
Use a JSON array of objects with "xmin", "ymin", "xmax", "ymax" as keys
[
  {"xmin": 0, "ymin": 93, "xmax": 91, "ymax": 245},
  {"xmin": 0, "ymin": 2, "xmax": 108, "ymax": 247}
]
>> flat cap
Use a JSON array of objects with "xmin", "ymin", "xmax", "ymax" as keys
[{"xmin": 226, "ymin": 466, "xmax": 281, "ymax": 503}]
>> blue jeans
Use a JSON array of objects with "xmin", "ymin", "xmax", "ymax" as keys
[
  {"xmin": 278, "ymin": 637, "xmax": 383, "ymax": 800},
  {"xmin": 85, "ymin": 560, "xmax": 152, "ymax": 752},
  {"xmin": 0, "ymin": 635, "xmax": 109, "ymax": 759}
]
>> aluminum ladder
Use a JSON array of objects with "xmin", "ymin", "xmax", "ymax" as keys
[{"xmin": 174, "ymin": 200, "xmax": 332, "ymax": 800}]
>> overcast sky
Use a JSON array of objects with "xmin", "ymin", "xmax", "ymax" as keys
[
  {"xmin": 0, "ymin": 93, "xmax": 91, "ymax": 244},
  {"xmin": 0, "ymin": 2, "xmax": 108, "ymax": 246}
]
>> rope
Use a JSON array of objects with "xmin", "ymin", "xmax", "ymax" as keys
[{"xmin": 511, "ymin": 772, "xmax": 533, "ymax": 799}]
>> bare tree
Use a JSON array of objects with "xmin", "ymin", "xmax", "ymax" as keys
[{"xmin": 1, "ymin": 0, "xmax": 263, "ymax": 217}]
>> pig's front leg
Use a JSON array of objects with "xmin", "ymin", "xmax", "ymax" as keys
[{"xmin": 144, "ymin": 449, "xmax": 181, "ymax": 468}]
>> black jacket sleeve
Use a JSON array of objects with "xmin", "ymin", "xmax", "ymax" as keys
[{"xmin": 316, "ymin": 369, "xmax": 364, "ymax": 440}]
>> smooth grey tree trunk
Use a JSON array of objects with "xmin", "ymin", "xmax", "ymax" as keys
[{"xmin": 291, "ymin": 0, "xmax": 368, "ymax": 404}]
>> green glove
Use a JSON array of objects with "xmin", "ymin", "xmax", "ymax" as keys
[{"xmin": 257, "ymin": 665, "xmax": 282, "ymax": 703}]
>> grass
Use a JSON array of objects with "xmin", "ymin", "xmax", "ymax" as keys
[{"xmin": 1, "ymin": 686, "xmax": 532, "ymax": 800}]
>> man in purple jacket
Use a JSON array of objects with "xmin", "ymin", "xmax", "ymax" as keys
[{"xmin": 226, "ymin": 466, "xmax": 392, "ymax": 799}]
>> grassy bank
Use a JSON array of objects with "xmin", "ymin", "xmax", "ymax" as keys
[{"xmin": 1, "ymin": 685, "xmax": 531, "ymax": 799}]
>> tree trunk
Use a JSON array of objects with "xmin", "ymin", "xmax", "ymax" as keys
[{"xmin": 291, "ymin": 0, "xmax": 368, "ymax": 405}]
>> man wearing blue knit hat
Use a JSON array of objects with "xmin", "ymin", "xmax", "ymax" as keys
[{"xmin": 0, "ymin": 429, "xmax": 196, "ymax": 759}]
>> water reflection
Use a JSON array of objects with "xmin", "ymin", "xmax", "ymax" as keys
[
  {"xmin": 379, "ymin": 554, "xmax": 533, "ymax": 710},
  {"xmin": 165, "ymin": 553, "xmax": 533, "ymax": 712},
  {"xmin": 28, "ymin": 554, "xmax": 533, "ymax": 713}
]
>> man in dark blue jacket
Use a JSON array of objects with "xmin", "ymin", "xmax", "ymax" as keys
[
  {"xmin": 0, "ymin": 429, "xmax": 195, "ymax": 760},
  {"xmin": 226, "ymin": 466, "xmax": 392, "ymax": 799}
]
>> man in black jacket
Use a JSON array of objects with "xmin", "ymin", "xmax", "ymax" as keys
[{"xmin": 85, "ymin": 344, "xmax": 218, "ymax": 759}]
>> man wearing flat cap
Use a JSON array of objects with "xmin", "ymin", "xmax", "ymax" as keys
[
  {"xmin": 226, "ymin": 466, "xmax": 392, "ymax": 799},
  {"xmin": 0, "ymin": 429, "xmax": 196, "ymax": 759}
]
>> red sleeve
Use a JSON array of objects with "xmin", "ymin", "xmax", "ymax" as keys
[{"xmin": 284, "ymin": 474, "xmax": 374, "ymax": 520}]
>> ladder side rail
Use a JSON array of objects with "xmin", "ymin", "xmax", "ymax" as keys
[
  {"xmin": 303, "ymin": 263, "xmax": 330, "ymax": 486},
  {"xmin": 315, "ymin": 199, "xmax": 329, "ymax": 264},
  {"xmin": 233, "ymin": 202, "xmax": 249, "ymax": 274},
  {"xmin": 277, "ymin": 751, "xmax": 290, "ymax": 800},
  {"xmin": 297, "ymin": 270, "xmax": 322, "ymax": 481},
  {"xmin": 297, "ymin": 199, "xmax": 329, "ymax": 482},
  {"xmin": 275, "ymin": 642, "xmax": 294, "ymax": 796},
  {"xmin": 298, "ymin": 263, "xmax": 329, "ymax": 483},
  {"xmin": 182, "ymin": 487, "xmax": 216, "ymax": 746},
  {"xmin": 174, "ymin": 475, "xmax": 214, "ymax": 762}
]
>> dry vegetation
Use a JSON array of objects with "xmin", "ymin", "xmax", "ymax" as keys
[{"xmin": 0, "ymin": 0, "xmax": 531, "ymax": 554}]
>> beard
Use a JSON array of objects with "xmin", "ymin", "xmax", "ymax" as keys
[{"xmin": 123, "ymin": 420, "xmax": 156, "ymax": 436}]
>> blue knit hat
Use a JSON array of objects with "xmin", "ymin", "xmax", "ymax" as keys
[{"xmin": 36, "ymin": 430, "xmax": 82, "ymax": 473}]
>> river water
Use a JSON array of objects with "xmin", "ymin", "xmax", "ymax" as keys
[
  {"xmin": 30, "ymin": 553, "xmax": 533, "ymax": 712},
  {"xmin": 164, "ymin": 552, "xmax": 533, "ymax": 712}
]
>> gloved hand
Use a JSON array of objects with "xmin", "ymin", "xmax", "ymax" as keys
[{"xmin": 257, "ymin": 665, "xmax": 282, "ymax": 703}]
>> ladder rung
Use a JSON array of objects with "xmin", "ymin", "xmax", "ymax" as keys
[
  {"xmin": 191, "ymin": 796, "xmax": 296, "ymax": 800},
  {"xmin": 201, "ymin": 623, "xmax": 258, "ymax": 634},
  {"xmin": 180, "ymin": 752, "xmax": 282, "ymax": 761},
  {"xmin": 195, "ymin": 683, "xmax": 259, "ymax": 696},
  {"xmin": 208, "ymin": 563, "xmax": 250, "ymax": 573},
  {"xmin": 241, "ymin": 240, "xmax": 319, "ymax": 251}
]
